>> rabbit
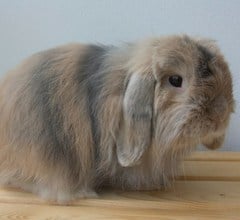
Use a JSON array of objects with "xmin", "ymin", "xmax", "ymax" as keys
[{"xmin": 0, "ymin": 35, "xmax": 234, "ymax": 203}]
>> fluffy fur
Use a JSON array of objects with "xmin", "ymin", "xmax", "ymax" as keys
[{"xmin": 0, "ymin": 35, "xmax": 234, "ymax": 203}]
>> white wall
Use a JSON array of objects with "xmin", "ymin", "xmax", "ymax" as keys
[{"xmin": 0, "ymin": 0, "xmax": 239, "ymax": 150}]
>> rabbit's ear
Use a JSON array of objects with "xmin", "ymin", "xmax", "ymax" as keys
[{"xmin": 116, "ymin": 73, "xmax": 155, "ymax": 167}]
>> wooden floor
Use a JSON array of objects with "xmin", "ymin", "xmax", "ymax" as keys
[{"xmin": 0, "ymin": 151, "xmax": 240, "ymax": 219}]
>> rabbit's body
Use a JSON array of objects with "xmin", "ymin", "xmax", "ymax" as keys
[{"xmin": 0, "ymin": 36, "xmax": 234, "ymax": 203}]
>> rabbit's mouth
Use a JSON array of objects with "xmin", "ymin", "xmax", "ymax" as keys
[
  {"xmin": 202, "ymin": 134, "xmax": 225, "ymax": 150},
  {"xmin": 180, "ymin": 109, "xmax": 232, "ymax": 150},
  {"xmin": 181, "ymin": 94, "xmax": 233, "ymax": 134}
]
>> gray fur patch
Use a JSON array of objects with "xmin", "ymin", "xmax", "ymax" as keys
[
  {"xmin": 197, "ymin": 44, "xmax": 214, "ymax": 78},
  {"xmin": 75, "ymin": 45, "xmax": 111, "ymax": 162},
  {"xmin": 30, "ymin": 52, "xmax": 81, "ymax": 182}
]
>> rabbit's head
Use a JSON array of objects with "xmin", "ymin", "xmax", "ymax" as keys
[{"xmin": 116, "ymin": 35, "xmax": 234, "ymax": 167}]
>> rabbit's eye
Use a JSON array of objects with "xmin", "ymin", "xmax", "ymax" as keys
[{"xmin": 168, "ymin": 75, "xmax": 182, "ymax": 87}]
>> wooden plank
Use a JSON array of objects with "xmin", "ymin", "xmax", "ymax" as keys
[
  {"xmin": 178, "ymin": 160, "xmax": 240, "ymax": 181},
  {"xmin": 186, "ymin": 151, "xmax": 240, "ymax": 161},
  {"xmin": 0, "ymin": 181, "xmax": 240, "ymax": 206},
  {"xmin": 0, "ymin": 181, "xmax": 239, "ymax": 219},
  {"xmin": 0, "ymin": 202, "xmax": 239, "ymax": 220}
]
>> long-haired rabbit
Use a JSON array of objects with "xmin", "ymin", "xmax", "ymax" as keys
[{"xmin": 0, "ymin": 35, "xmax": 234, "ymax": 203}]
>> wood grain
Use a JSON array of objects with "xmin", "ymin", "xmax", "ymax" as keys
[
  {"xmin": 186, "ymin": 151, "xmax": 240, "ymax": 161},
  {"xmin": 0, "ymin": 151, "xmax": 239, "ymax": 219},
  {"xmin": 178, "ymin": 161, "xmax": 240, "ymax": 181}
]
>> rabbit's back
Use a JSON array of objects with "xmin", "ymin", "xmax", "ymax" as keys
[{"xmin": 0, "ymin": 43, "xmax": 116, "ymax": 200}]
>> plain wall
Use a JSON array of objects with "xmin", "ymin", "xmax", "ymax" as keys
[{"xmin": 0, "ymin": 0, "xmax": 239, "ymax": 150}]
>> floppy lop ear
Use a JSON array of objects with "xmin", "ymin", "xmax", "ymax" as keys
[{"xmin": 116, "ymin": 73, "xmax": 155, "ymax": 167}]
